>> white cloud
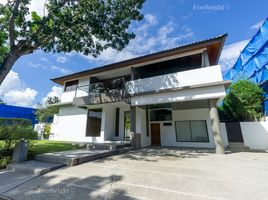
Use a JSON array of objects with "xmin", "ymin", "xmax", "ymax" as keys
[
  {"xmin": 144, "ymin": 14, "xmax": 158, "ymax": 26},
  {"xmin": 40, "ymin": 57, "xmax": 48, "ymax": 62},
  {"xmin": 51, "ymin": 66, "xmax": 72, "ymax": 74},
  {"xmin": 0, "ymin": 71, "xmax": 38, "ymax": 107},
  {"xmin": 219, "ymin": 39, "xmax": 250, "ymax": 74},
  {"xmin": 41, "ymin": 86, "xmax": 63, "ymax": 105},
  {"xmin": 250, "ymin": 20, "xmax": 265, "ymax": 30},
  {"xmin": 82, "ymin": 14, "xmax": 194, "ymax": 65},
  {"xmin": 56, "ymin": 56, "xmax": 67, "ymax": 63}
]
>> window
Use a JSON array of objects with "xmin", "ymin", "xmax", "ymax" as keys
[
  {"xmin": 86, "ymin": 109, "xmax": 102, "ymax": 137},
  {"xmin": 124, "ymin": 111, "xmax": 131, "ymax": 139},
  {"xmin": 115, "ymin": 108, "xmax": 120, "ymax": 137},
  {"xmin": 175, "ymin": 120, "xmax": 209, "ymax": 142},
  {"xmin": 64, "ymin": 80, "xmax": 78, "ymax": 91},
  {"xmin": 150, "ymin": 109, "xmax": 172, "ymax": 121}
]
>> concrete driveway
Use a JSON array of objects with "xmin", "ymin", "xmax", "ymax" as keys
[{"xmin": 2, "ymin": 147, "xmax": 268, "ymax": 200}]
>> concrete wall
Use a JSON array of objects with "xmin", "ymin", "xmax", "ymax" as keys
[
  {"xmin": 50, "ymin": 103, "xmax": 130, "ymax": 143},
  {"xmin": 131, "ymin": 85, "xmax": 226, "ymax": 106},
  {"xmin": 129, "ymin": 65, "xmax": 223, "ymax": 94},
  {"xmin": 157, "ymin": 109, "xmax": 228, "ymax": 148},
  {"xmin": 61, "ymin": 77, "xmax": 90, "ymax": 103},
  {"xmin": 103, "ymin": 106, "xmax": 116, "ymax": 141},
  {"xmin": 136, "ymin": 107, "xmax": 151, "ymax": 148},
  {"xmin": 50, "ymin": 105, "xmax": 106, "ymax": 143},
  {"xmin": 50, "ymin": 105, "xmax": 90, "ymax": 142},
  {"xmin": 219, "ymin": 122, "xmax": 268, "ymax": 150},
  {"xmin": 240, "ymin": 122, "xmax": 268, "ymax": 150}
]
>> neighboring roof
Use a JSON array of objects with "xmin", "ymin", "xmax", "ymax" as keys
[
  {"xmin": 52, "ymin": 33, "xmax": 228, "ymax": 85},
  {"xmin": 224, "ymin": 18, "xmax": 268, "ymax": 84}
]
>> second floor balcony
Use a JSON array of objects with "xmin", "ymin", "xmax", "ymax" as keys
[{"xmin": 60, "ymin": 65, "xmax": 224, "ymax": 106}]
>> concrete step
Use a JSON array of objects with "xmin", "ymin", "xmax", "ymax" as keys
[
  {"xmin": 7, "ymin": 160, "xmax": 65, "ymax": 175},
  {"xmin": 35, "ymin": 147, "xmax": 134, "ymax": 167},
  {"xmin": 228, "ymin": 142, "xmax": 250, "ymax": 152},
  {"xmin": 86, "ymin": 142, "xmax": 131, "ymax": 150}
]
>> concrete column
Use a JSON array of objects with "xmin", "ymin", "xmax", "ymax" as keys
[{"xmin": 209, "ymin": 99, "xmax": 225, "ymax": 154}]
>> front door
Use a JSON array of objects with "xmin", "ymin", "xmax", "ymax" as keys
[{"xmin": 151, "ymin": 123, "xmax": 161, "ymax": 145}]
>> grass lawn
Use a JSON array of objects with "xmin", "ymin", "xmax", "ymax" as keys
[
  {"xmin": 29, "ymin": 140, "xmax": 83, "ymax": 155},
  {"xmin": 0, "ymin": 140, "xmax": 83, "ymax": 168}
]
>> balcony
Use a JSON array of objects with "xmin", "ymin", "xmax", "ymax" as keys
[
  {"xmin": 127, "ymin": 65, "xmax": 223, "ymax": 95},
  {"xmin": 72, "ymin": 79, "xmax": 130, "ymax": 106},
  {"xmin": 61, "ymin": 65, "xmax": 224, "ymax": 106}
]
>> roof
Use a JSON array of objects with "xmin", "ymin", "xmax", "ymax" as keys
[{"xmin": 52, "ymin": 33, "xmax": 228, "ymax": 85}]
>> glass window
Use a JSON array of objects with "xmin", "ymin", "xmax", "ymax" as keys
[
  {"xmin": 175, "ymin": 121, "xmax": 191, "ymax": 141},
  {"xmin": 124, "ymin": 111, "xmax": 131, "ymax": 139},
  {"xmin": 65, "ymin": 80, "xmax": 79, "ymax": 91},
  {"xmin": 86, "ymin": 109, "xmax": 102, "ymax": 137},
  {"xmin": 191, "ymin": 121, "xmax": 209, "ymax": 142},
  {"xmin": 175, "ymin": 120, "xmax": 209, "ymax": 142},
  {"xmin": 150, "ymin": 109, "xmax": 172, "ymax": 121}
]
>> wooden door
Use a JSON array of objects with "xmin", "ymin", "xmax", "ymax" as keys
[{"xmin": 151, "ymin": 123, "xmax": 161, "ymax": 145}]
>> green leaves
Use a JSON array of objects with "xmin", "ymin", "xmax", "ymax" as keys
[
  {"xmin": 220, "ymin": 80, "xmax": 264, "ymax": 121},
  {"xmin": 31, "ymin": 11, "xmax": 41, "ymax": 21},
  {"xmin": 0, "ymin": 0, "xmax": 145, "ymax": 83}
]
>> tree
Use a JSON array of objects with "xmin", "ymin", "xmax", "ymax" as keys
[
  {"xmin": 0, "ymin": 118, "xmax": 37, "ymax": 151},
  {"xmin": 35, "ymin": 96, "xmax": 60, "ymax": 123},
  {"xmin": 219, "ymin": 80, "xmax": 264, "ymax": 121},
  {"xmin": 0, "ymin": 0, "xmax": 145, "ymax": 84}
]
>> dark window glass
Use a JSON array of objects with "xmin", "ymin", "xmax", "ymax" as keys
[
  {"xmin": 64, "ymin": 80, "xmax": 79, "ymax": 91},
  {"xmin": 115, "ymin": 108, "xmax": 120, "ymax": 137},
  {"xmin": 86, "ymin": 109, "xmax": 102, "ymax": 137},
  {"xmin": 175, "ymin": 120, "xmax": 209, "ymax": 142},
  {"xmin": 150, "ymin": 109, "xmax": 172, "ymax": 121}
]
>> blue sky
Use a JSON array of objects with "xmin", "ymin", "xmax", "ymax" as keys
[{"xmin": 0, "ymin": 0, "xmax": 267, "ymax": 107}]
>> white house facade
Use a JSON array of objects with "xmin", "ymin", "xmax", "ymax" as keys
[{"xmin": 50, "ymin": 34, "xmax": 230, "ymax": 154}]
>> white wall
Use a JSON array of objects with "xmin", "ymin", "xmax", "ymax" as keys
[
  {"xmin": 219, "ymin": 122, "xmax": 268, "ymax": 150},
  {"xmin": 128, "ymin": 65, "xmax": 223, "ymax": 94},
  {"xmin": 61, "ymin": 77, "xmax": 90, "ymax": 103},
  {"xmin": 50, "ymin": 105, "xmax": 105, "ymax": 143},
  {"xmin": 240, "ymin": 122, "xmax": 268, "ymax": 150},
  {"xmin": 136, "ymin": 107, "xmax": 151, "ymax": 147},
  {"xmin": 131, "ymin": 85, "xmax": 226, "ymax": 106},
  {"xmin": 220, "ymin": 123, "xmax": 229, "ymax": 147},
  {"xmin": 159, "ymin": 109, "xmax": 228, "ymax": 148},
  {"xmin": 103, "ymin": 106, "xmax": 116, "ymax": 141}
]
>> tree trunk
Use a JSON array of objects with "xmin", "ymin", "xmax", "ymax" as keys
[{"xmin": 0, "ymin": 51, "xmax": 20, "ymax": 85}]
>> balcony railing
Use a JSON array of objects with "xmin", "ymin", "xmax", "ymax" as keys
[
  {"xmin": 68, "ymin": 65, "xmax": 223, "ymax": 106},
  {"xmin": 73, "ymin": 79, "xmax": 131, "ymax": 106},
  {"xmin": 127, "ymin": 65, "xmax": 223, "ymax": 95}
]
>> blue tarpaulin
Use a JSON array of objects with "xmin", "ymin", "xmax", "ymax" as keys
[
  {"xmin": 0, "ymin": 104, "xmax": 37, "ymax": 125},
  {"xmin": 224, "ymin": 18, "xmax": 268, "ymax": 115}
]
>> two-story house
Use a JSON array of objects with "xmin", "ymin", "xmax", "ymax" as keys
[{"xmin": 50, "ymin": 34, "xmax": 230, "ymax": 154}]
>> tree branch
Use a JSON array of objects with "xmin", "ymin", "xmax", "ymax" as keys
[{"xmin": 9, "ymin": 0, "xmax": 20, "ymax": 47}]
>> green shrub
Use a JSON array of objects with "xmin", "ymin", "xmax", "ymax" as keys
[
  {"xmin": 219, "ymin": 80, "xmax": 264, "ymax": 121},
  {"xmin": 0, "ymin": 118, "xmax": 38, "ymax": 150}
]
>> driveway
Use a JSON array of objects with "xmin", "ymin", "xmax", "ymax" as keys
[{"xmin": 2, "ymin": 147, "xmax": 268, "ymax": 200}]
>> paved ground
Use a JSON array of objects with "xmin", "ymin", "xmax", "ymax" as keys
[{"xmin": 1, "ymin": 147, "xmax": 268, "ymax": 200}]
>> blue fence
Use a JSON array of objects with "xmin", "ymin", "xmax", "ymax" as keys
[{"xmin": 0, "ymin": 104, "xmax": 37, "ymax": 125}]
